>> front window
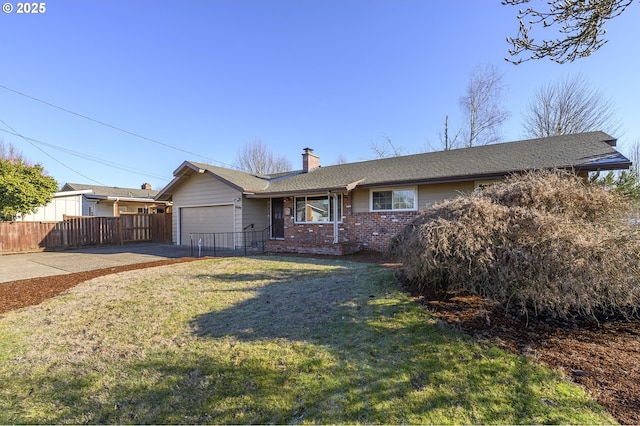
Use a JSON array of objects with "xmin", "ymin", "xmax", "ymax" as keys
[
  {"xmin": 295, "ymin": 195, "xmax": 342, "ymax": 223},
  {"xmin": 371, "ymin": 188, "xmax": 416, "ymax": 211}
]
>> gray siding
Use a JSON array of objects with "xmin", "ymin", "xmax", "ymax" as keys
[
  {"xmin": 351, "ymin": 188, "xmax": 369, "ymax": 213},
  {"xmin": 351, "ymin": 181, "xmax": 477, "ymax": 213},
  {"xmin": 418, "ymin": 181, "xmax": 474, "ymax": 209},
  {"xmin": 241, "ymin": 198, "xmax": 270, "ymax": 232}
]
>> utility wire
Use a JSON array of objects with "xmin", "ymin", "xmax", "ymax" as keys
[
  {"xmin": 0, "ymin": 119, "xmax": 107, "ymax": 186},
  {"xmin": 0, "ymin": 83, "xmax": 234, "ymax": 168},
  {"xmin": 0, "ymin": 128, "xmax": 172, "ymax": 182}
]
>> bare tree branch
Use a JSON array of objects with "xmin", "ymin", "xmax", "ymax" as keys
[
  {"xmin": 233, "ymin": 138, "xmax": 292, "ymax": 175},
  {"xmin": 522, "ymin": 74, "xmax": 621, "ymax": 138},
  {"xmin": 0, "ymin": 139, "xmax": 26, "ymax": 163},
  {"xmin": 369, "ymin": 133, "xmax": 404, "ymax": 158},
  {"xmin": 623, "ymin": 138, "xmax": 640, "ymax": 171},
  {"xmin": 504, "ymin": 0, "xmax": 635, "ymax": 64},
  {"xmin": 459, "ymin": 64, "xmax": 510, "ymax": 147},
  {"xmin": 438, "ymin": 115, "xmax": 461, "ymax": 151}
]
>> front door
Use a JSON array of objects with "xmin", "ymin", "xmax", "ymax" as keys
[{"xmin": 271, "ymin": 198, "xmax": 284, "ymax": 239}]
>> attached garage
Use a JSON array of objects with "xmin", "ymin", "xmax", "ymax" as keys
[{"xmin": 179, "ymin": 205, "xmax": 234, "ymax": 245}]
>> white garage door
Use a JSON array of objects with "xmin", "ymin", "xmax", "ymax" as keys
[{"xmin": 180, "ymin": 205, "xmax": 234, "ymax": 245}]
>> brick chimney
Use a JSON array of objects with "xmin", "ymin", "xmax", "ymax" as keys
[
  {"xmin": 141, "ymin": 182, "xmax": 152, "ymax": 190},
  {"xmin": 302, "ymin": 148, "xmax": 320, "ymax": 172}
]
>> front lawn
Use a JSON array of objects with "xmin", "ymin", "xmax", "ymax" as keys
[{"xmin": 0, "ymin": 256, "xmax": 614, "ymax": 424}]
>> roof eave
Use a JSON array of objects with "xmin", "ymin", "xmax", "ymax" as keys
[
  {"xmin": 157, "ymin": 161, "xmax": 248, "ymax": 201},
  {"xmin": 573, "ymin": 162, "xmax": 632, "ymax": 172},
  {"xmin": 246, "ymin": 185, "xmax": 356, "ymax": 198},
  {"xmin": 53, "ymin": 189, "xmax": 94, "ymax": 197},
  {"xmin": 155, "ymin": 175, "xmax": 182, "ymax": 201},
  {"xmin": 247, "ymin": 162, "xmax": 632, "ymax": 197}
]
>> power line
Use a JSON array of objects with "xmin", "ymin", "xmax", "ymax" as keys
[
  {"xmin": 0, "ymin": 128, "xmax": 172, "ymax": 182},
  {"xmin": 0, "ymin": 119, "xmax": 107, "ymax": 185},
  {"xmin": 0, "ymin": 83, "xmax": 235, "ymax": 168}
]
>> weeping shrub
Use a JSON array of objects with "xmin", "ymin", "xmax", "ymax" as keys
[{"xmin": 389, "ymin": 169, "xmax": 640, "ymax": 321}]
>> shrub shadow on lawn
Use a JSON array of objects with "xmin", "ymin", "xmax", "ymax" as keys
[
  {"xmin": 1, "ymin": 258, "xmax": 611, "ymax": 425},
  {"xmin": 191, "ymin": 267, "xmax": 386, "ymax": 343},
  {"xmin": 186, "ymin": 259, "xmax": 566, "ymax": 424}
]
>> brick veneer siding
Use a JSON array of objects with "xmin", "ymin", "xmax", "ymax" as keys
[
  {"xmin": 265, "ymin": 194, "xmax": 421, "ymax": 255},
  {"xmin": 342, "ymin": 210, "xmax": 420, "ymax": 251}
]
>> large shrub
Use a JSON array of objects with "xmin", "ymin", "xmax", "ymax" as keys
[{"xmin": 390, "ymin": 170, "xmax": 640, "ymax": 321}]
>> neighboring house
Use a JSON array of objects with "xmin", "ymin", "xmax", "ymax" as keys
[
  {"xmin": 21, "ymin": 182, "xmax": 170, "ymax": 221},
  {"xmin": 155, "ymin": 131, "xmax": 631, "ymax": 254}
]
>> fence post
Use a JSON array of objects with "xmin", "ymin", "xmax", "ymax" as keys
[{"xmin": 62, "ymin": 220, "xmax": 68, "ymax": 248}]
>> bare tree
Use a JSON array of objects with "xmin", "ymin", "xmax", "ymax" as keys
[
  {"xmin": 0, "ymin": 139, "xmax": 25, "ymax": 162},
  {"xmin": 233, "ymin": 138, "xmax": 292, "ymax": 174},
  {"xmin": 624, "ymin": 138, "xmax": 640, "ymax": 171},
  {"xmin": 522, "ymin": 74, "xmax": 621, "ymax": 138},
  {"xmin": 459, "ymin": 64, "xmax": 510, "ymax": 147},
  {"xmin": 334, "ymin": 153, "xmax": 349, "ymax": 165},
  {"xmin": 504, "ymin": 0, "xmax": 635, "ymax": 64},
  {"xmin": 439, "ymin": 115, "xmax": 461, "ymax": 151},
  {"xmin": 369, "ymin": 133, "xmax": 404, "ymax": 158}
]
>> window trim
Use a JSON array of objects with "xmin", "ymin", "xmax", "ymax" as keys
[
  {"xmin": 369, "ymin": 186, "xmax": 418, "ymax": 212},
  {"xmin": 294, "ymin": 194, "xmax": 343, "ymax": 224}
]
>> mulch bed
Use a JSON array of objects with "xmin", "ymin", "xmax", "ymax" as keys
[
  {"xmin": 0, "ymin": 257, "xmax": 202, "ymax": 314},
  {"xmin": 1, "ymin": 252, "xmax": 638, "ymax": 424},
  {"xmin": 420, "ymin": 290, "xmax": 640, "ymax": 425}
]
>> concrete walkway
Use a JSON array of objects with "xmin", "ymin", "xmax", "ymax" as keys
[{"xmin": 0, "ymin": 244, "xmax": 193, "ymax": 283}]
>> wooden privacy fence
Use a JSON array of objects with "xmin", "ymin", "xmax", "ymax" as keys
[
  {"xmin": 122, "ymin": 214, "xmax": 150, "ymax": 242},
  {"xmin": 0, "ymin": 213, "xmax": 172, "ymax": 253}
]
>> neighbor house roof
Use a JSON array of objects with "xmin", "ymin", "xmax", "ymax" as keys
[
  {"xmin": 61, "ymin": 183, "xmax": 159, "ymax": 201},
  {"xmin": 155, "ymin": 131, "xmax": 631, "ymax": 201}
]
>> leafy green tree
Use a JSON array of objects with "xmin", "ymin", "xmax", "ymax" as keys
[
  {"xmin": 504, "ymin": 0, "xmax": 635, "ymax": 64},
  {"xmin": 598, "ymin": 169, "xmax": 640, "ymax": 201},
  {"xmin": 0, "ymin": 149, "xmax": 58, "ymax": 221}
]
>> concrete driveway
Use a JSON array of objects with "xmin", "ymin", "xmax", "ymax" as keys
[{"xmin": 0, "ymin": 244, "xmax": 193, "ymax": 283}]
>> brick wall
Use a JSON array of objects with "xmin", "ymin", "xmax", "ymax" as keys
[
  {"xmin": 267, "ymin": 194, "xmax": 420, "ymax": 254},
  {"xmin": 341, "ymin": 210, "xmax": 420, "ymax": 251}
]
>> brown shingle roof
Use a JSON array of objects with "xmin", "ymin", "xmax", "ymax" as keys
[
  {"xmin": 259, "ymin": 131, "xmax": 629, "ymax": 195},
  {"xmin": 185, "ymin": 162, "xmax": 270, "ymax": 193},
  {"xmin": 156, "ymin": 132, "xmax": 631, "ymax": 200}
]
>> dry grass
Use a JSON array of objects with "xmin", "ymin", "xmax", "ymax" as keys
[
  {"xmin": 390, "ymin": 169, "xmax": 640, "ymax": 321},
  {"xmin": 0, "ymin": 256, "xmax": 615, "ymax": 424}
]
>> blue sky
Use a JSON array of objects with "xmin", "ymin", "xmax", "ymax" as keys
[{"xmin": 1, "ymin": 0, "xmax": 639, "ymax": 190}]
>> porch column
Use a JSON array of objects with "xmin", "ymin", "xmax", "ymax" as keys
[{"xmin": 332, "ymin": 193, "xmax": 339, "ymax": 244}]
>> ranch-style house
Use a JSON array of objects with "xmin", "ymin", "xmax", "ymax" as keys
[{"xmin": 155, "ymin": 131, "xmax": 631, "ymax": 255}]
